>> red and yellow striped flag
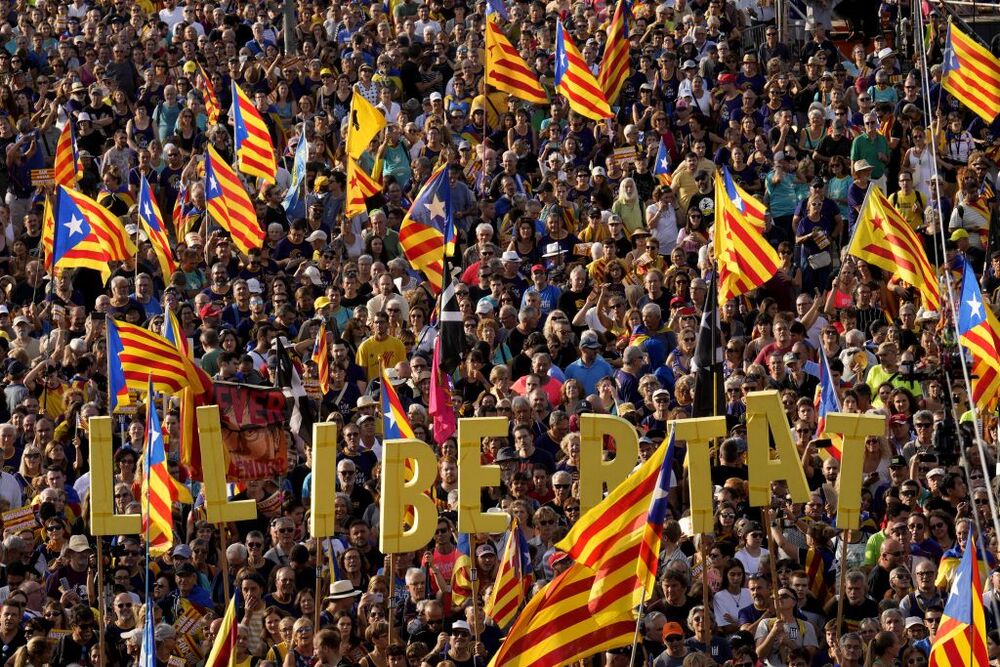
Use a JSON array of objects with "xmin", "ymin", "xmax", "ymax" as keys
[
  {"xmin": 41, "ymin": 194, "xmax": 55, "ymax": 271},
  {"xmin": 346, "ymin": 157, "xmax": 381, "ymax": 218},
  {"xmin": 312, "ymin": 322, "xmax": 330, "ymax": 394},
  {"xmin": 232, "ymin": 81, "xmax": 277, "ymax": 184},
  {"xmin": 713, "ymin": 168, "xmax": 780, "ymax": 305},
  {"xmin": 197, "ymin": 63, "xmax": 221, "ymax": 125},
  {"xmin": 137, "ymin": 174, "xmax": 178, "ymax": 279},
  {"xmin": 942, "ymin": 22, "xmax": 1000, "ymax": 123},
  {"xmin": 930, "ymin": 534, "xmax": 989, "ymax": 667},
  {"xmin": 485, "ymin": 17, "xmax": 548, "ymax": 106},
  {"xmin": 489, "ymin": 430, "xmax": 671, "ymax": 667},
  {"xmin": 204, "ymin": 144, "xmax": 264, "ymax": 255},
  {"xmin": 485, "ymin": 518, "xmax": 532, "ymax": 629},
  {"xmin": 399, "ymin": 167, "xmax": 450, "ymax": 293},
  {"xmin": 597, "ymin": 0, "xmax": 631, "ymax": 105},
  {"xmin": 51, "ymin": 185, "xmax": 135, "ymax": 282},
  {"xmin": 203, "ymin": 596, "xmax": 238, "ymax": 667},
  {"xmin": 848, "ymin": 185, "xmax": 940, "ymax": 312},
  {"xmin": 110, "ymin": 319, "xmax": 211, "ymax": 403},
  {"xmin": 554, "ymin": 20, "xmax": 612, "ymax": 121},
  {"xmin": 53, "ymin": 121, "xmax": 81, "ymax": 188},
  {"xmin": 141, "ymin": 377, "xmax": 192, "ymax": 555}
]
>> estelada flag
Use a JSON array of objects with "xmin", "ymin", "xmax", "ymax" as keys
[{"xmin": 554, "ymin": 19, "xmax": 612, "ymax": 121}]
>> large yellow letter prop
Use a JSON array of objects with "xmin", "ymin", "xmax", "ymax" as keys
[
  {"xmin": 673, "ymin": 417, "xmax": 727, "ymax": 534},
  {"xmin": 457, "ymin": 417, "xmax": 510, "ymax": 535},
  {"xmin": 745, "ymin": 391, "xmax": 811, "ymax": 507},
  {"xmin": 825, "ymin": 413, "xmax": 884, "ymax": 529},
  {"xmin": 89, "ymin": 417, "xmax": 141, "ymax": 535},
  {"xmin": 197, "ymin": 406, "xmax": 258, "ymax": 524},
  {"xmin": 380, "ymin": 439, "xmax": 438, "ymax": 553},
  {"xmin": 578, "ymin": 414, "xmax": 640, "ymax": 514},
  {"xmin": 311, "ymin": 423, "xmax": 338, "ymax": 538}
]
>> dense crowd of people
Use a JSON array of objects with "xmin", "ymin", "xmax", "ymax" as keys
[{"xmin": 0, "ymin": 0, "xmax": 995, "ymax": 665}]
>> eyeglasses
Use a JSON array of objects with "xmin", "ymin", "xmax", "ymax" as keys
[
  {"xmin": 247, "ymin": 542, "xmax": 263, "ymax": 549},
  {"xmin": 116, "ymin": 603, "xmax": 133, "ymax": 608},
  {"xmin": 295, "ymin": 626, "xmax": 314, "ymax": 634},
  {"xmin": 915, "ymin": 423, "xmax": 932, "ymax": 429},
  {"xmin": 930, "ymin": 522, "xmax": 945, "ymax": 530},
  {"xmin": 538, "ymin": 520, "xmax": 555, "ymax": 526},
  {"xmin": 665, "ymin": 635, "xmax": 683, "ymax": 642},
  {"xmin": 277, "ymin": 527, "xmax": 294, "ymax": 534}
]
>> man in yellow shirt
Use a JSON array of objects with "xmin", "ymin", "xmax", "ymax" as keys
[
  {"xmin": 888, "ymin": 171, "xmax": 925, "ymax": 230},
  {"xmin": 355, "ymin": 312, "xmax": 407, "ymax": 382}
]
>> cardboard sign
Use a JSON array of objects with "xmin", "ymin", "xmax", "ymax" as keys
[
  {"xmin": 30, "ymin": 169, "xmax": 54, "ymax": 187},
  {"xmin": 2, "ymin": 505, "xmax": 37, "ymax": 535}
]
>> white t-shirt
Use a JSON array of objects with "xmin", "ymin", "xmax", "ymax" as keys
[
  {"xmin": 736, "ymin": 547, "xmax": 769, "ymax": 578},
  {"xmin": 713, "ymin": 587, "xmax": 752, "ymax": 628},
  {"xmin": 754, "ymin": 617, "xmax": 819, "ymax": 667}
]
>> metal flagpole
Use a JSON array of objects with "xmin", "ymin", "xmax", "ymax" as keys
[{"xmin": 915, "ymin": 7, "xmax": 1000, "ymax": 544}]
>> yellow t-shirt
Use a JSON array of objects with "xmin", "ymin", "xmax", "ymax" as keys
[
  {"xmin": 889, "ymin": 189, "xmax": 924, "ymax": 230},
  {"xmin": 355, "ymin": 336, "xmax": 407, "ymax": 382}
]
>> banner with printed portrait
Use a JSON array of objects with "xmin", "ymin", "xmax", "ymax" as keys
[{"xmin": 213, "ymin": 382, "xmax": 289, "ymax": 481}]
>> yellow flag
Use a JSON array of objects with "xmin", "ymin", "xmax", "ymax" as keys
[{"xmin": 346, "ymin": 93, "xmax": 387, "ymax": 160}]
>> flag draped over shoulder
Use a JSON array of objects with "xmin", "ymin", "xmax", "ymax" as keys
[
  {"xmin": 597, "ymin": 0, "xmax": 630, "ymax": 105},
  {"xmin": 848, "ymin": 185, "xmax": 940, "ymax": 312},
  {"xmin": 490, "ymin": 436, "xmax": 671, "ymax": 667},
  {"xmin": 232, "ymin": 82, "xmax": 277, "ymax": 184},
  {"xmin": 346, "ymin": 93, "xmax": 387, "ymax": 160},
  {"xmin": 399, "ymin": 167, "xmax": 452, "ymax": 293},
  {"xmin": 205, "ymin": 144, "xmax": 265, "ymax": 255},
  {"xmin": 957, "ymin": 260, "xmax": 1000, "ymax": 410},
  {"xmin": 941, "ymin": 22, "xmax": 1000, "ymax": 123},
  {"xmin": 713, "ymin": 167, "xmax": 779, "ymax": 304},
  {"xmin": 554, "ymin": 20, "xmax": 612, "ymax": 121},
  {"xmin": 485, "ymin": 17, "xmax": 548, "ymax": 105},
  {"xmin": 929, "ymin": 533, "xmax": 989, "ymax": 667}
]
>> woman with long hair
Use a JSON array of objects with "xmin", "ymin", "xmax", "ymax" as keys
[
  {"xmin": 334, "ymin": 610, "xmax": 366, "ymax": 664},
  {"xmin": 262, "ymin": 606, "xmax": 291, "ymax": 654},
  {"xmin": 507, "ymin": 218, "xmax": 540, "ymax": 265},
  {"xmin": 714, "ymin": 559, "xmax": 751, "ymax": 634}
]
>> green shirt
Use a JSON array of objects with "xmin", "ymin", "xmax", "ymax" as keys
[{"xmin": 850, "ymin": 133, "xmax": 890, "ymax": 180}]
